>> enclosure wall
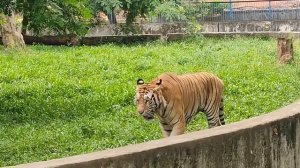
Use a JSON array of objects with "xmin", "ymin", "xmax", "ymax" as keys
[{"xmin": 17, "ymin": 100, "xmax": 300, "ymax": 168}]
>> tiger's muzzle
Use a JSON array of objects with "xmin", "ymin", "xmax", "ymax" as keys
[
  {"xmin": 138, "ymin": 111, "xmax": 154, "ymax": 120},
  {"xmin": 138, "ymin": 108, "xmax": 154, "ymax": 120},
  {"xmin": 142, "ymin": 113, "xmax": 154, "ymax": 120}
]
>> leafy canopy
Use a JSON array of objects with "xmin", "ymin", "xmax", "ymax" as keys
[
  {"xmin": 0, "ymin": 0, "xmax": 92, "ymax": 36},
  {"xmin": 90, "ymin": 0, "xmax": 161, "ymax": 24}
]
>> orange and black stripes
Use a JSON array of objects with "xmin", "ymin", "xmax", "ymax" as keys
[
  {"xmin": 175, "ymin": 73, "xmax": 224, "ymax": 128},
  {"xmin": 135, "ymin": 72, "xmax": 225, "ymax": 137}
]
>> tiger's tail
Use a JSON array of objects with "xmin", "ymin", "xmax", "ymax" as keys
[{"xmin": 219, "ymin": 97, "xmax": 225, "ymax": 125}]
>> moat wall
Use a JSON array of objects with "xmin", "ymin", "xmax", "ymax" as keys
[{"xmin": 16, "ymin": 100, "xmax": 300, "ymax": 168}]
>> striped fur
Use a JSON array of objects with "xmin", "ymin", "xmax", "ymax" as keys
[{"xmin": 135, "ymin": 72, "xmax": 225, "ymax": 137}]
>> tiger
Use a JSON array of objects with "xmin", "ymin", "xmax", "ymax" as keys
[{"xmin": 134, "ymin": 72, "xmax": 225, "ymax": 137}]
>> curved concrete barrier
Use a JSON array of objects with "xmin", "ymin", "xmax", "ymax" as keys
[{"xmin": 16, "ymin": 100, "xmax": 300, "ymax": 168}]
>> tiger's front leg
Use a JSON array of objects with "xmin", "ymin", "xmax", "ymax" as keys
[
  {"xmin": 159, "ymin": 119, "xmax": 186, "ymax": 137},
  {"xmin": 159, "ymin": 123, "xmax": 172, "ymax": 137},
  {"xmin": 170, "ymin": 121, "xmax": 185, "ymax": 136},
  {"xmin": 159, "ymin": 104, "xmax": 186, "ymax": 137},
  {"xmin": 169, "ymin": 112, "xmax": 186, "ymax": 136},
  {"xmin": 159, "ymin": 123, "xmax": 185, "ymax": 137}
]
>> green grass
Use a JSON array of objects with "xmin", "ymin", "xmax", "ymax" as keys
[{"xmin": 0, "ymin": 37, "xmax": 300, "ymax": 166}]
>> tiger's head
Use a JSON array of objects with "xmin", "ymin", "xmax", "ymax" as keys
[{"xmin": 134, "ymin": 78, "xmax": 163, "ymax": 121}]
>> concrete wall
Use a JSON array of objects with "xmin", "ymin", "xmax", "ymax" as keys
[
  {"xmin": 86, "ymin": 20, "xmax": 300, "ymax": 36},
  {"xmin": 15, "ymin": 99, "xmax": 300, "ymax": 168},
  {"xmin": 85, "ymin": 23, "xmax": 186, "ymax": 36},
  {"xmin": 202, "ymin": 20, "xmax": 300, "ymax": 33},
  {"xmin": 2, "ymin": 32, "xmax": 299, "ymax": 46}
]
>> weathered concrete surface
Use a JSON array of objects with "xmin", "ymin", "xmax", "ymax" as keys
[
  {"xmin": 15, "ymin": 99, "xmax": 300, "ymax": 168},
  {"xmin": 85, "ymin": 23, "xmax": 186, "ymax": 37},
  {"xmin": 203, "ymin": 20, "xmax": 300, "ymax": 33},
  {"xmin": 0, "ymin": 35, "xmax": 162, "ymax": 46},
  {"xmin": 167, "ymin": 32, "xmax": 300, "ymax": 41},
  {"xmin": 86, "ymin": 20, "xmax": 300, "ymax": 36}
]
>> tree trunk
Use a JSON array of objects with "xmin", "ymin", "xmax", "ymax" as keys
[
  {"xmin": 277, "ymin": 38, "xmax": 293, "ymax": 64},
  {"xmin": 107, "ymin": 11, "xmax": 117, "ymax": 24},
  {"xmin": 1, "ymin": 11, "xmax": 25, "ymax": 48}
]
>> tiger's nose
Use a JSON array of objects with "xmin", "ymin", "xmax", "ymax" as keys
[
  {"xmin": 138, "ymin": 109, "xmax": 144, "ymax": 114},
  {"xmin": 137, "ymin": 107, "xmax": 144, "ymax": 114}
]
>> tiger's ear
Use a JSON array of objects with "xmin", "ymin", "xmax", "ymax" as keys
[
  {"xmin": 137, "ymin": 79, "xmax": 144, "ymax": 85},
  {"xmin": 156, "ymin": 79, "xmax": 162, "ymax": 85}
]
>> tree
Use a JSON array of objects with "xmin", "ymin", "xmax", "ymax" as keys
[
  {"xmin": 0, "ymin": 0, "xmax": 91, "ymax": 48},
  {"xmin": 22, "ymin": 0, "xmax": 91, "ymax": 36},
  {"xmin": 90, "ymin": 0, "xmax": 160, "ymax": 25},
  {"xmin": 0, "ymin": 0, "xmax": 25, "ymax": 48},
  {"xmin": 151, "ymin": 1, "xmax": 185, "ymax": 22},
  {"xmin": 121, "ymin": 0, "xmax": 160, "ymax": 24},
  {"xmin": 90, "ymin": 0, "xmax": 121, "ymax": 24}
]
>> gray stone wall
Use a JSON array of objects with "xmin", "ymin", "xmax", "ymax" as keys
[
  {"xmin": 86, "ymin": 20, "xmax": 300, "ymax": 36},
  {"xmin": 16, "ymin": 100, "xmax": 300, "ymax": 168},
  {"xmin": 85, "ymin": 23, "xmax": 186, "ymax": 36},
  {"xmin": 203, "ymin": 20, "xmax": 300, "ymax": 33}
]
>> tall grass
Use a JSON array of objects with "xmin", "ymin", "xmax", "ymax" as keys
[{"xmin": 0, "ymin": 37, "xmax": 299, "ymax": 166}]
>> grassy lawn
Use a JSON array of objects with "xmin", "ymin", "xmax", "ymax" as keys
[{"xmin": 0, "ymin": 37, "xmax": 300, "ymax": 166}]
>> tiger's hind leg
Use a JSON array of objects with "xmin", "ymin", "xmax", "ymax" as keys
[
  {"xmin": 205, "ymin": 106, "xmax": 222, "ymax": 128},
  {"xmin": 205, "ymin": 97, "xmax": 224, "ymax": 128},
  {"xmin": 219, "ymin": 97, "xmax": 225, "ymax": 125}
]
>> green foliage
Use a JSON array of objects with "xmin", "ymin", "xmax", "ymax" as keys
[
  {"xmin": 90, "ymin": 0, "xmax": 160, "ymax": 24},
  {"xmin": 184, "ymin": 17, "xmax": 202, "ymax": 36},
  {"xmin": 122, "ymin": 0, "xmax": 159, "ymax": 24},
  {"xmin": 152, "ymin": 1, "xmax": 186, "ymax": 22},
  {"xmin": 0, "ymin": 37, "xmax": 300, "ymax": 166},
  {"xmin": 0, "ymin": 0, "xmax": 92, "ymax": 36},
  {"xmin": 150, "ymin": 1, "xmax": 229, "ymax": 23},
  {"xmin": 90, "ymin": 0, "xmax": 122, "ymax": 14},
  {"xmin": 0, "ymin": 13, "xmax": 5, "ymax": 26},
  {"xmin": 23, "ymin": 0, "xmax": 92, "ymax": 36},
  {"xmin": 0, "ymin": 0, "xmax": 19, "ymax": 15}
]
